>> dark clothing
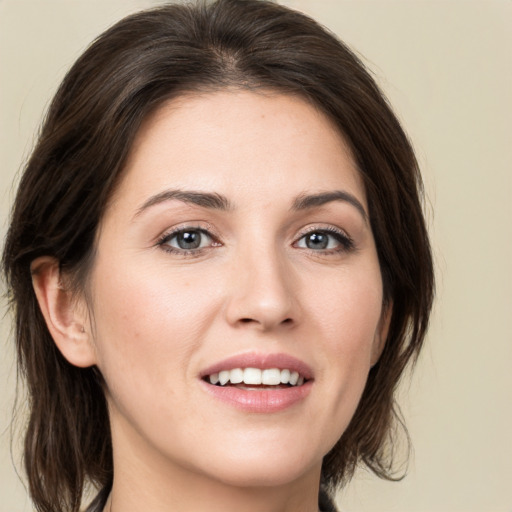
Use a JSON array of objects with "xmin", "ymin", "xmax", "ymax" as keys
[{"xmin": 86, "ymin": 485, "xmax": 338, "ymax": 512}]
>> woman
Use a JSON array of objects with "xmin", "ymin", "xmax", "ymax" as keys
[{"xmin": 2, "ymin": 1, "xmax": 434, "ymax": 511}]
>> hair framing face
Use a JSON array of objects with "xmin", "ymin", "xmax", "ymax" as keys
[{"xmin": 2, "ymin": 1, "xmax": 434, "ymax": 511}]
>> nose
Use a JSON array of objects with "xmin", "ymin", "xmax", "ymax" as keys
[{"xmin": 225, "ymin": 247, "xmax": 300, "ymax": 331}]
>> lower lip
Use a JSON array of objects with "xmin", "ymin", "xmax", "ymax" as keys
[{"xmin": 200, "ymin": 380, "xmax": 313, "ymax": 413}]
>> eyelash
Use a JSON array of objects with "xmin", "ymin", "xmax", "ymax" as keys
[
  {"xmin": 156, "ymin": 225, "xmax": 355, "ymax": 257},
  {"xmin": 293, "ymin": 226, "xmax": 355, "ymax": 255}
]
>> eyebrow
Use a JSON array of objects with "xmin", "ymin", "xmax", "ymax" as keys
[
  {"xmin": 292, "ymin": 191, "xmax": 368, "ymax": 223},
  {"xmin": 134, "ymin": 189, "xmax": 232, "ymax": 218},
  {"xmin": 134, "ymin": 188, "xmax": 367, "ymax": 223}
]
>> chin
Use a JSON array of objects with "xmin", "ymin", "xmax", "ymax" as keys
[
  {"xmin": 188, "ymin": 437, "xmax": 324, "ymax": 489},
  {"xmin": 205, "ymin": 458, "xmax": 319, "ymax": 488}
]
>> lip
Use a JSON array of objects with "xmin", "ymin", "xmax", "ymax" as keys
[{"xmin": 199, "ymin": 352, "xmax": 314, "ymax": 413}]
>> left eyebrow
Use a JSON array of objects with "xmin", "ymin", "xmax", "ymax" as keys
[{"xmin": 291, "ymin": 191, "xmax": 368, "ymax": 224}]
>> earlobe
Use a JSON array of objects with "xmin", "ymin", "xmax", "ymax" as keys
[
  {"xmin": 31, "ymin": 256, "xmax": 96, "ymax": 368},
  {"xmin": 371, "ymin": 301, "xmax": 393, "ymax": 366}
]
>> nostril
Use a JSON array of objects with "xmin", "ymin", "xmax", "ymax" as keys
[{"xmin": 239, "ymin": 317, "xmax": 293, "ymax": 325}]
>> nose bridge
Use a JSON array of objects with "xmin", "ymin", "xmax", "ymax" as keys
[{"xmin": 226, "ymin": 238, "xmax": 298, "ymax": 330}]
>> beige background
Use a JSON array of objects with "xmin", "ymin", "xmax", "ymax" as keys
[{"xmin": 1, "ymin": 1, "xmax": 511, "ymax": 511}]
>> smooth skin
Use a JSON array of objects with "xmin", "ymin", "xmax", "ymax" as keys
[{"xmin": 32, "ymin": 90, "xmax": 391, "ymax": 512}]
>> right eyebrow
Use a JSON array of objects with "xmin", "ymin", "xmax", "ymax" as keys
[{"xmin": 133, "ymin": 189, "xmax": 233, "ymax": 219}]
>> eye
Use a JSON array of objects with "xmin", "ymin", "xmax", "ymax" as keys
[
  {"xmin": 295, "ymin": 228, "xmax": 354, "ymax": 252},
  {"xmin": 158, "ymin": 227, "xmax": 218, "ymax": 254}
]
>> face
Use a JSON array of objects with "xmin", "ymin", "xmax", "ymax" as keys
[{"xmin": 85, "ymin": 90, "xmax": 388, "ymax": 488}]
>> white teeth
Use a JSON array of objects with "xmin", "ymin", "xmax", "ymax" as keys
[
  {"xmin": 262, "ymin": 368, "xmax": 281, "ymax": 385},
  {"xmin": 230, "ymin": 368, "xmax": 244, "ymax": 384},
  {"xmin": 207, "ymin": 368, "xmax": 307, "ymax": 387},
  {"xmin": 218, "ymin": 370, "xmax": 230, "ymax": 385},
  {"xmin": 243, "ymin": 367, "xmax": 262, "ymax": 385}
]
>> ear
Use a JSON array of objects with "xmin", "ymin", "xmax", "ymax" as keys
[
  {"xmin": 31, "ymin": 256, "xmax": 96, "ymax": 368},
  {"xmin": 371, "ymin": 300, "xmax": 393, "ymax": 366}
]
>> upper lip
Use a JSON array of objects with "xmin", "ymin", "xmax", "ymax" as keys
[{"xmin": 200, "ymin": 352, "xmax": 314, "ymax": 380}]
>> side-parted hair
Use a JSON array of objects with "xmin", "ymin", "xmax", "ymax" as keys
[{"xmin": 2, "ymin": 1, "xmax": 434, "ymax": 511}]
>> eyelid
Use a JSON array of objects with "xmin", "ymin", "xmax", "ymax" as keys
[{"xmin": 156, "ymin": 221, "xmax": 217, "ymax": 241}]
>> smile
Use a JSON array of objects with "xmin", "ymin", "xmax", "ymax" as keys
[
  {"xmin": 206, "ymin": 367, "xmax": 306, "ymax": 387},
  {"xmin": 200, "ymin": 353, "xmax": 313, "ymax": 412}
]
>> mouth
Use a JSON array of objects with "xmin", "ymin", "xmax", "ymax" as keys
[
  {"xmin": 199, "ymin": 353, "xmax": 313, "ymax": 412},
  {"xmin": 204, "ymin": 367, "xmax": 307, "ymax": 388}
]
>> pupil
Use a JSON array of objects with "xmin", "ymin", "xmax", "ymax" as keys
[
  {"xmin": 306, "ymin": 232, "xmax": 328, "ymax": 249},
  {"xmin": 177, "ymin": 231, "xmax": 201, "ymax": 249}
]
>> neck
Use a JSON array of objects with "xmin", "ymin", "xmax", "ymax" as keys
[
  {"xmin": 105, "ymin": 419, "xmax": 322, "ymax": 512},
  {"xmin": 107, "ymin": 473, "xmax": 321, "ymax": 512}
]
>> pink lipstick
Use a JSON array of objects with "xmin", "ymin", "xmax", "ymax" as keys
[{"xmin": 199, "ymin": 352, "xmax": 313, "ymax": 413}]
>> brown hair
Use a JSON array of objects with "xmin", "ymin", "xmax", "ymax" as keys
[{"xmin": 2, "ymin": 1, "xmax": 434, "ymax": 511}]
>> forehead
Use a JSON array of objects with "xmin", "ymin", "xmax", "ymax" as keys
[{"xmin": 112, "ymin": 90, "xmax": 366, "ymax": 211}]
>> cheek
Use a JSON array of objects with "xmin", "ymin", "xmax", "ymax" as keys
[
  {"xmin": 305, "ymin": 265, "xmax": 384, "ymax": 410},
  {"xmin": 308, "ymin": 266, "xmax": 383, "ymax": 350},
  {"xmin": 87, "ymin": 259, "xmax": 221, "ymax": 393}
]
